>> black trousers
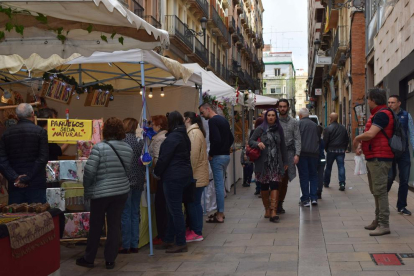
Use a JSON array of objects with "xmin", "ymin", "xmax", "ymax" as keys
[
  {"xmin": 84, "ymin": 193, "xmax": 128, "ymax": 263},
  {"xmin": 155, "ymin": 179, "xmax": 168, "ymax": 239}
]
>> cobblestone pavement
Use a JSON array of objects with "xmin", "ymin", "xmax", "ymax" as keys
[{"xmin": 60, "ymin": 153, "xmax": 414, "ymax": 276}]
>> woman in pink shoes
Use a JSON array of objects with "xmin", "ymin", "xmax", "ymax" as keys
[{"xmin": 184, "ymin": 111, "xmax": 209, "ymax": 243}]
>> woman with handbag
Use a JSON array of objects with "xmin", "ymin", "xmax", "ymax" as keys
[
  {"xmin": 119, "ymin": 118, "xmax": 145, "ymax": 254},
  {"xmin": 183, "ymin": 111, "xmax": 209, "ymax": 243},
  {"xmin": 76, "ymin": 117, "xmax": 133, "ymax": 269},
  {"xmin": 148, "ymin": 115, "xmax": 168, "ymax": 245},
  {"xmin": 249, "ymin": 109, "xmax": 288, "ymax": 223},
  {"xmin": 153, "ymin": 111, "xmax": 193, "ymax": 253}
]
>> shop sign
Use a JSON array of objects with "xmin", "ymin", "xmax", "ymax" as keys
[
  {"xmin": 316, "ymin": 56, "xmax": 332, "ymax": 67},
  {"xmin": 315, "ymin": 88, "xmax": 322, "ymax": 95},
  {"xmin": 47, "ymin": 119, "xmax": 92, "ymax": 144}
]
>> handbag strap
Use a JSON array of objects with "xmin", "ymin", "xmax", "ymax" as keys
[{"xmin": 104, "ymin": 141, "xmax": 127, "ymax": 173}]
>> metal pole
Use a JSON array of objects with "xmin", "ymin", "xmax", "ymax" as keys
[
  {"xmin": 241, "ymin": 106, "xmax": 245, "ymax": 186},
  {"xmin": 232, "ymin": 104, "xmax": 236, "ymax": 194},
  {"xmin": 141, "ymin": 61, "xmax": 154, "ymax": 256},
  {"xmin": 199, "ymin": 85, "xmax": 207, "ymax": 215}
]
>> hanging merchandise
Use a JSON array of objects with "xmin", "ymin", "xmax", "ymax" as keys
[
  {"xmin": 63, "ymin": 212, "xmax": 91, "ymax": 239},
  {"xmin": 46, "ymin": 188, "xmax": 66, "ymax": 211},
  {"xmin": 91, "ymin": 119, "xmax": 104, "ymax": 144},
  {"xmin": 46, "ymin": 161, "xmax": 60, "ymax": 183},
  {"xmin": 77, "ymin": 141, "xmax": 93, "ymax": 160},
  {"xmin": 60, "ymin": 161, "xmax": 78, "ymax": 181}
]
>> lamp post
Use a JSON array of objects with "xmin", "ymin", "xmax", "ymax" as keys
[{"xmin": 200, "ymin": 16, "xmax": 207, "ymax": 47}]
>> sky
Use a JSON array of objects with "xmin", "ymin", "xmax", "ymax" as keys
[{"xmin": 262, "ymin": 0, "xmax": 308, "ymax": 72}]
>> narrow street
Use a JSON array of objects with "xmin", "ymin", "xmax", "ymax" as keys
[{"xmin": 60, "ymin": 153, "xmax": 414, "ymax": 276}]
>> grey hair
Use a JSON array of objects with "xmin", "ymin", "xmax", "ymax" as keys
[
  {"xmin": 16, "ymin": 103, "xmax": 34, "ymax": 119},
  {"xmin": 299, "ymin": 108, "xmax": 310, "ymax": 117}
]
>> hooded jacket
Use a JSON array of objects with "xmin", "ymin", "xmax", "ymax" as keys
[
  {"xmin": 187, "ymin": 124, "xmax": 209, "ymax": 187},
  {"xmin": 299, "ymin": 117, "xmax": 319, "ymax": 158}
]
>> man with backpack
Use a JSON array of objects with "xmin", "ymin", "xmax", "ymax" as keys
[
  {"xmin": 387, "ymin": 95, "xmax": 414, "ymax": 216},
  {"xmin": 353, "ymin": 88, "xmax": 395, "ymax": 236}
]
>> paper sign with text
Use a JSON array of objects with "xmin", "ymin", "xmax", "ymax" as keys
[{"xmin": 47, "ymin": 119, "xmax": 92, "ymax": 144}]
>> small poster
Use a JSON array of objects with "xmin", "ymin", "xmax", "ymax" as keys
[{"xmin": 47, "ymin": 119, "xmax": 92, "ymax": 144}]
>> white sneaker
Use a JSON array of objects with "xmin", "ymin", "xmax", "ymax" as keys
[{"xmin": 311, "ymin": 200, "xmax": 318, "ymax": 206}]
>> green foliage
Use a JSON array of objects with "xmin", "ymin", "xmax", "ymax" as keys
[
  {"xmin": 5, "ymin": 22, "xmax": 13, "ymax": 32},
  {"xmin": 0, "ymin": 31, "xmax": 4, "ymax": 40},
  {"xmin": 14, "ymin": 25, "xmax": 24, "ymax": 35},
  {"xmin": 118, "ymin": 36, "xmax": 124, "ymax": 45},
  {"xmin": 35, "ymin": 13, "xmax": 47, "ymax": 24},
  {"xmin": 111, "ymin": 32, "xmax": 116, "ymax": 39},
  {"xmin": 101, "ymin": 34, "xmax": 108, "ymax": 43},
  {"xmin": 86, "ymin": 24, "xmax": 93, "ymax": 33}
]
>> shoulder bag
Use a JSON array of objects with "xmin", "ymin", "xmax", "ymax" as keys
[{"xmin": 104, "ymin": 141, "xmax": 127, "ymax": 174}]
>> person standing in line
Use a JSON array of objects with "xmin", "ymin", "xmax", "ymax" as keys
[
  {"xmin": 387, "ymin": 95, "xmax": 414, "ymax": 215},
  {"xmin": 317, "ymin": 125, "xmax": 326, "ymax": 199},
  {"xmin": 119, "ymin": 118, "xmax": 145, "ymax": 254},
  {"xmin": 323, "ymin": 112, "xmax": 349, "ymax": 191},
  {"xmin": 183, "ymin": 111, "xmax": 209, "ymax": 242},
  {"xmin": 153, "ymin": 111, "xmax": 193, "ymax": 253},
  {"xmin": 249, "ymin": 109, "xmax": 288, "ymax": 222},
  {"xmin": 76, "ymin": 117, "xmax": 133, "ymax": 269},
  {"xmin": 0, "ymin": 103, "xmax": 48, "ymax": 204},
  {"xmin": 277, "ymin": 99, "xmax": 301, "ymax": 214},
  {"xmin": 199, "ymin": 103, "xmax": 234, "ymax": 223},
  {"xmin": 353, "ymin": 88, "xmax": 395, "ymax": 236},
  {"xmin": 297, "ymin": 108, "xmax": 320, "ymax": 207},
  {"xmin": 241, "ymin": 145, "xmax": 254, "ymax": 187},
  {"xmin": 252, "ymin": 117, "xmax": 264, "ymax": 197},
  {"xmin": 149, "ymin": 115, "xmax": 168, "ymax": 245}
]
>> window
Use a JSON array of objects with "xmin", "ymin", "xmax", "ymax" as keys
[
  {"xmin": 274, "ymin": 68, "xmax": 281, "ymax": 76},
  {"xmin": 270, "ymin": 88, "xmax": 276, "ymax": 94},
  {"xmin": 275, "ymin": 87, "xmax": 282, "ymax": 94},
  {"xmin": 283, "ymin": 86, "xmax": 286, "ymax": 94}
]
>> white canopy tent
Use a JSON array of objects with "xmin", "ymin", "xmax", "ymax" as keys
[{"xmin": 255, "ymin": 94, "xmax": 278, "ymax": 106}]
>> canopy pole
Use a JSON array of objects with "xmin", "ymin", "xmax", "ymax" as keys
[
  {"xmin": 242, "ymin": 106, "xmax": 245, "ymax": 186},
  {"xmin": 232, "ymin": 104, "xmax": 236, "ymax": 195},
  {"xmin": 141, "ymin": 61, "xmax": 154, "ymax": 256},
  {"xmin": 199, "ymin": 86, "xmax": 207, "ymax": 215},
  {"xmin": 79, "ymin": 65, "xmax": 82, "ymax": 86}
]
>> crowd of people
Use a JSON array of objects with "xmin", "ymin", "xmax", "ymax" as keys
[{"xmin": 0, "ymin": 87, "xmax": 412, "ymax": 269}]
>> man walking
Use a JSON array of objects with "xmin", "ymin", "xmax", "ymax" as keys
[
  {"xmin": 354, "ymin": 88, "xmax": 394, "ymax": 236},
  {"xmin": 323, "ymin": 113, "xmax": 349, "ymax": 191},
  {"xmin": 199, "ymin": 103, "xmax": 234, "ymax": 223},
  {"xmin": 278, "ymin": 99, "xmax": 301, "ymax": 213},
  {"xmin": 297, "ymin": 108, "xmax": 319, "ymax": 207},
  {"xmin": 387, "ymin": 95, "xmax": 414, "ymax": 215},
  {"xmin": 0, "ymin": 103, "xmax": 49, "ymax": 204}
]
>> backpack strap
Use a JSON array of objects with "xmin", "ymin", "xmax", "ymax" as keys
[
  {"xmin": 373, "ymin": 108, "xmax": 393, "ymax": 141},
  {"xmin": 104, "ymin": 141, "xmax": 127, "ymax": 173}
]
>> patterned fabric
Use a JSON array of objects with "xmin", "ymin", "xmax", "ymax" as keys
[
  {"xmin": 46, "ymin": 188, "xmax": 65, "ymax": 211},
  {"xmin": 77, "ymin": 141, "xmax": 93, "ymax": 160},
  {"xmin": 61, "ymin": 182, "xmax": 84, "ymax": 207},
  {"xmin": 91, "ymin": 119, "xmax": 104, "ymax": 144},
  {"xmin": 76, "ymin": 160, "xmax": 86, "ymax": 182},
  {"xmin": 60, "ymin": 161, "xmax": 78, "ymax": 180},
  {"xmin": 46, "ymin": 161, "xmax": 60, "ymax": 183},
  {"xmin": 0, "ymin": 217, "xmax": 20, "ymax": 224},
  {"xmin": 5, "ymin": 212, "xmax": 55, "ymax": 258},
  {"xmin": 63, "ymin": 212, "xmax": 90, "ymax": 239},
  {"xmin": 123, "ymin": 133, "xmax": 145, "ymax": 190}
]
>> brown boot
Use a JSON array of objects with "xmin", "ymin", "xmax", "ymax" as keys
[
  {"xmin": 364, "ymin": 220, "xmax": 378, "ymax": 230},
  {"xmin": 261, "ymin": 190, "xmax": 271, "ymax": 218},
  {"xmin": 269, "ymin": 190, "xmax": 280, "ymax": 223},
  {"xmin": 369, "ymin": 224, "xmax": 390, "ymax": 236}
]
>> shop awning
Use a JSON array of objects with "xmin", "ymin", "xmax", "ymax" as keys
[{"xmin": 255, "ymin": 94, "xmax": 278, "ymax": 106}]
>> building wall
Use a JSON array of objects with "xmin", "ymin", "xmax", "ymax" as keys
[{"xmin": 295, "ymin": 71, "xmax": 308, "ymax": 115}]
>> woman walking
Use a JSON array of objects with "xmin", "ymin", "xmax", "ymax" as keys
[
  {"xmin": 119, "ymin": 118, "xmax": 145, "ymax": 254},
  {"xmin": 184, "ymin": 111, "xmax": 209, "ymax": 242},
  {"xmin": 249, "ymin": 109, "xmax": 288, "ymax": 222},
  {"xmin": 76, "ymin": 117, "xmax": 133, "ymax": 269},
  {"xmin": 154, "ymin": 111, "xmax": 193, "ymax": 253}
]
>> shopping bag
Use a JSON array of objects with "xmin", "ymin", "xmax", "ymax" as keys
[{"xmin": 354, "ymin": 155, "xmax": 368, "ymax": 175}]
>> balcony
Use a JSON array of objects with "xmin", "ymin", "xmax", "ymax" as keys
[
  {"xmin": 216, "ymin": 59, "xmax": 222, "ymax": 77},
  {"xmin": 220, "ymin": 64, "xmax": 227, "ymax": 80},
  {"xmin": 236, "ymin": 33, "xmax": 245, "ymax": 49},
  {"xmin": 132, "ymin": 0, "xmax": 144, "ymax": 18},
  {"xmin": 243, "ymin": 70, "xmax": 255, "ymax": 89},
  {"xmin": 326, "ymin": 0, "xmax": 339, "ymax": 30},
  {"xmin": 233, "ymin": 0, "xmax": 240, "ymax": 5},
  {"xmin": 187, "ymin": 0, "xmax": 209, "ymax": 18},
  {"xmin": 245, "ymin": 44, "xmax": 252, "ymax": 60},
  {"xmin": 209, "ymin": 52, "xmax": 216, "ymax": 72},
  {"xmin": 228, "ymin": 17, "xmax": 235, "ymax": 34},
  {"xmin": 236, "ymin": 4, "xmax": 243, "ymax": 15},
  {"xmin": 260, "ymin": 58, "xmax": 265, "ymax": 73},
  {"xmin": 189, "ymin": 37, "xmax": 208, "ymax": 67},
  {"xmin": 143, "ymin": 15, "xmax": 161, "ymax": 29},
  {"xmin": 208, "ymin": 5, "xmax": 231, "ymax": 48},
  {"xmin": 255, "ymin": 34, "xmax": 263, "ymax": 48},
  {"xmin": 222, "ymin": 0, "xmax": 230, "ymax": 9},
  {"xmin": 165, "ymin": 15, "xmax": 194, "ymax": 54},
  {"xmin": 232, "ymin": 27, "xmax": 240, "ymax": 43},
  {"xmin": 330, "ymin": 26, "xmax": 348, "ymax": 65},
  {"xmin": 240, "ymin": 13, "xmax": 246, "ymax": 24}
]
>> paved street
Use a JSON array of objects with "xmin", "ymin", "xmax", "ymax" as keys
[{"xmin": 60, "ymin": 153, "xmax": 414, "ymax": 276}]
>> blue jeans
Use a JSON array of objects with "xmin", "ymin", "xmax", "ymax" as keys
[
  {"xmin": 121, "ymin": 189, "xmax": 142, "ymax": 249},
  {"xmin": 187, "ymin": 187, "xmax": 205, "ymax": 236},
  {"xmin": 317, "ymin": 162, "xmax": 326, "ymax": 194},
  {"xmin": 163, "ymin": 176, "xmax": 191, "ymax": 246},
  {"xmin": 324, "ymin": 152, "xmax": 346, "ymax": 185},
  {"xmin": 210, "ymin": 155, "xmax": 230, "ymax": 213},
  {"xmin": 297, "ymin": 156, "xmax": 319, "ymax": 202},
  {"xmin": 8, "ymin": 188, "xmax": 46, "ymax": 204},
  {"xmin": 387, "ymin": 150, "xmax": 411, "ymax": 210}
]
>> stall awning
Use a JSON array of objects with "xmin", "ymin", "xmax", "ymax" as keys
[{"xmin": 255, "ymin": 95, "xmax": 278, "ymax": 106}]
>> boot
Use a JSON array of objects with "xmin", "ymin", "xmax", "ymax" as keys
[
  {"xmin": 165, "ymin": 244, "xmax": 188, "ymax": 253},
  {"xmin": 269, "ymin": 190, "xmax": 280, "ymax": 223},
  {"xmin": 261, "ymin": 191, "xmax": 271, "ymax": 218},
  {"xmin": 277, "ymin": 201, "xmax": 286, "ymax": 214},
  {"xmin": 369, "ymin": 224, "xmax": 390, "ymax": 236},
  {"xmin": 364, "ymin": 220, "xmax": 378, "ymax": 230}
]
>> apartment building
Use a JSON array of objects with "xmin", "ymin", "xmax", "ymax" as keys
[
  {"xmin": 295, "ymin": 69, "xmax": 308, "ymax": 115},
  {"xmin": 125, "ymin": 0, "xmax": 264, "ymax": 93},
  {"xmin": 263, "ymin": 48, "xmax": 296, "ymax": 115}
]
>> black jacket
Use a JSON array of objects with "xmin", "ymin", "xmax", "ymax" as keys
[
  {"xmin": 208, "ymin": 115, "xmax": 234, "ymax": 157},
  {"xmin": 299, "ymin": 117, "xmax": 319, "ymax": 158},
  {"xmin": 0, "ymin": 119, "xmax": 49, "ymax": 191},
  {"xmin": 154, "ymin": 126, "xmax": 193, "ymax": 182},
  {"xmin": 323, "ymin": 122, "xmax": 349, "ymax": 151}
]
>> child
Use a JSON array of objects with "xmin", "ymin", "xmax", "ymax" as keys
[
  {"xmin": 317, "ymin": 125, "xmax": 326, "ymax": 199},
  {"xmin": 241, "ymin": 144, "xmax": 254, "ymax": 187}
]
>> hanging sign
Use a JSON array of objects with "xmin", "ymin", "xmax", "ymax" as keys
[
  {"xmin": 47, "ymin": 119, "xmax": 92, "ymax": 144},
  {"xmin": 315, "ymin": 88, "xmax": 322, "ymax": 95}
]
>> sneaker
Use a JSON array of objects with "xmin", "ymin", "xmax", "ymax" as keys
[
  {"xmin": 399, "ymin": 208, "xmax": 412, "ymax": 216},
  {"xmin": 242, "ymin": 182, "xmax": 250, "ymax": 187},
  {"xmin": 323, "ymin": 183, "xmax": 329, "ymax": 188},
  {"xmin": 152, "ymin": 237, "xmax": 163, "ymax": 245},
  {"xmin": 302, "ymin": 201, "xmax": 310, "ymax": 207},
  {"xmin": 317, "ymin": 192, "xmax": 322, "ymax": 199},
  {"xmin": 186, "ymin": 231, "xmax": 204, "ymax": 242},
  {"xmin": 254, "ymin": 191, "xmax": 260, "ymax": 195},
  {"xmin": 76, "ymin": 257, "xmax": 94, "ymax": 268},
  {"xmin": 311, "ymin": 200, "xmax": 318, "ymax": 206},
  {"xmin": 339, "ymin": 183, "xmax": 345, "ymax": 191}
]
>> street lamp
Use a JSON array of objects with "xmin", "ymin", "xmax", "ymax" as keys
[
  {"xmin": 185, "ymin": 17, "xmax": 208, "ymax": 43},
  {"xmin": 314, "ymin": 39, "xmax": 321, "ymax": 52},
  {"xmin": 334, "ymin": 0, "xmax": 365, "ymax": 10},
  {"xmin": 338, "ymin": 53, "xmax": 347, "ymax": 70}
]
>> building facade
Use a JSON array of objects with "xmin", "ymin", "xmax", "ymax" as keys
[
  {"xmin": 263, "ymin": 48, "xmax": 296, "ymax": 115},
  {"xmin": 125, "ymin": 0, "xmax": 264, "ymax": 93},
  {"xmin": 295, "ymin": 69, "xmax": 308, "ymax": 115}
]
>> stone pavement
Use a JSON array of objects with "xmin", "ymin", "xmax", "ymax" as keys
[{"xmin": 60, "ymin": 153, "xmax": 414, "ymax": 276}]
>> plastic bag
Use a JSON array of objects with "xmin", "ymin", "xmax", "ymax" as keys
[{"xmin": 354, "ymin": 155, "xmax": 368, "ymax": 175}]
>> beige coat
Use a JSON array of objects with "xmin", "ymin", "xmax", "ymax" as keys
[
  {"xmin": 187, "ymin": 124, "xmax": 209, "ymax": 187},
  {"xmin": 149, "ymin": 130, "xmax": 167, "ymax": 162}
]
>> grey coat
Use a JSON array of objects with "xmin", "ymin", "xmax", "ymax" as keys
[
  {"xmin": 83, "ymin": 140, "xmax": 133, "ymax": 200},
  {"xmin": 279, "ymin": 116, "xmax": 301, "ymax": 181},
  {"xmin": 299, "ymin": 117, "xmax": 319, "ymax": 158},
  {"xmin": 249, "ymin": 127, "xmax": 288, "ymax": 175}
]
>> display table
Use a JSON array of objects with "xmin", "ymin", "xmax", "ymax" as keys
[
  {"xmin": 0, "ymin": 209, "xmax": 62, "ymax": 276},
  {"xmin": 225, "ymin": 149, "xmax": 243, "ymax": 192}
]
